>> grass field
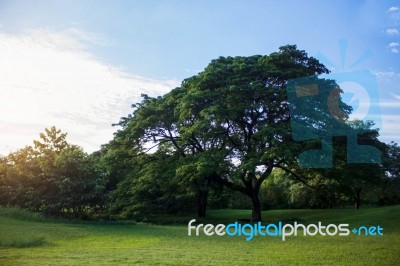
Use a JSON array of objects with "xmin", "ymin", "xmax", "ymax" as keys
[{"xmin": 0, "ymin": 206, "xmax": 399, "ymax": 265}]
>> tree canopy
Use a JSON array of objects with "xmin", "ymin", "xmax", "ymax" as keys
[{"xmin": 109, "ymin": 45, "xmax": 369, "ymax": 221}]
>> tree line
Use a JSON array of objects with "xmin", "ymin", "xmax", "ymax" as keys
[{"xmin": 0, "ymin": 45, "xmax": 399, "ymax": 221}]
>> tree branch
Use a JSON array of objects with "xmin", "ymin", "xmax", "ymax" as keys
[
  {"xmin": 210, "ymin": 172, "xmax": 249, "ymax": 195},
  {"xmin": 275, "ymin": 165, "xmax": 318, "ymax": 190}
]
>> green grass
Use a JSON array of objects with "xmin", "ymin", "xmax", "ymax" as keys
[{"xmin": 0, "ymin": 206, "xmax": 399, "ymax": 265}]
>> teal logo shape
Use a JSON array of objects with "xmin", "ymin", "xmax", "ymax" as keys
[{"xmin": 287, "ymin": 40, "xmax": 381, "ymax": 168}]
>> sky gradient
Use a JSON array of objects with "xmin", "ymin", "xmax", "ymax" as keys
[{"xmin": 0, "ymin": 0, "xmax": 399, "ymax": 154}]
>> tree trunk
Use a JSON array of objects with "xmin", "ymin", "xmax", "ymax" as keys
[
  {"xmin": 251, "ymin": 191, "xmax": 262, "ymax": 222},
  {"xmin": 327, "ymin": 193, "xmax": 332, "ymax": 209},
  {"xmin": 196, "ymin": 190, "xmax": 208, "ymax": 217},
  {"xmin": 354, "ymin": 187, "xmax": 362, "ymax": 209}
]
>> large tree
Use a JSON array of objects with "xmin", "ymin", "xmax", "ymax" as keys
[
  {"xmin": 176, "ymin": 45, "xmax": 339, "ymax": 221},
  {"xmin": 113, "ymin": 45, "xmax": 354, "ymax": 221}
]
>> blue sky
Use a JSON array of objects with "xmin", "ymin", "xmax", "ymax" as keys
[{"xmin": 0, "ymin": 0, "xmax": 399, "ymax": 153}]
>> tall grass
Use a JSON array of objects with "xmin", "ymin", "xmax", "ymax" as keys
[{"xmin": 0, "ymin": 207, "xmax": 44, "ymax": 222}]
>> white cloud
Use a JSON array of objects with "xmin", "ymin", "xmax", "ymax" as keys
[
  {"xmin": 390, "ymin": 93, "xmax": 400, "ymax": 101},
  {"xmin": 379, "ymin": 101, "xmax": 400, "ymax": 107},
  {"xmin": 0, "ymin": 29, "xmax": 179, "ymax": 155},
  {"xmin": 388, "ymin": 6, "xmax": 399, "ymax": 13},
  {"xmin": 386, "ymin": 28, "xmax": 399, "ymax": 35},
  {"xmin": 387, "ymin": 42, "xmax": 400, "ymax": 53},
  {"xmin": 375, "ymin": 71, "xmax": 400, "ymax": 79},
  {"xmin": 62, "ymin": 28, "xmax": 114, "ymax": 46},
  {"xmin": 379, "ymin": 115, "xmax": 400, "ymax": 144}
]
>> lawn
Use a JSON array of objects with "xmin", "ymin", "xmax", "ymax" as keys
[{"xmin": 0, "ymin": 206, "xmax": 399, "ymax": 265}]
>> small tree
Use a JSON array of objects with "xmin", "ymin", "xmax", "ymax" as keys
[{"xmin": 0, "ymin": 127, "xmax": 105, "ymax": 218}]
